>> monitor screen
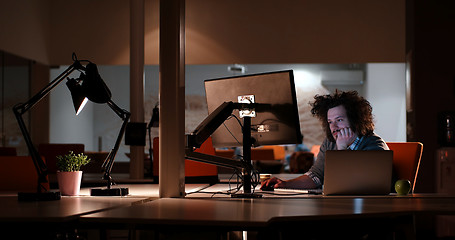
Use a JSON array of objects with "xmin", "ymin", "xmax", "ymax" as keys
[{"xmin": 204, "ymin": 70, "xmax": 302, "ymax": 148}]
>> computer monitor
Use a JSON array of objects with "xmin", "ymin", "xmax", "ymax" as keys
[{"xmin": 204, "ymin": 70, "xmax": 302, "ymax": 148}]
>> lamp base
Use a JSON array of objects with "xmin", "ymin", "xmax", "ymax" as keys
[
  {"xmin": 90, "ymin": 187, "xmax": 129, "ymax": 196},
  {"xmin": 18, "ymin": 191, "xmax": 61, "ymax": 201}
]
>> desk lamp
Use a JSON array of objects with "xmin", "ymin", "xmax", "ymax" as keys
[
  {"xmin": 13, "ymin": 53, "xmax": 130, "ymax": 201},
  {"xmin": 67, "ymin": 57, "xmax": 131, "ymax": 196}
]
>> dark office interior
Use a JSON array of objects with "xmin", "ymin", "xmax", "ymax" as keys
[{"xmin": 1, "ymin": 0, "xmax": 455, "ymax": 239}]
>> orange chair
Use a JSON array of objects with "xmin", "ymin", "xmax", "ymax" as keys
[
  {"xmin": 251, "ymin": 148, "xmax": 275, "ymax": 161},
  {"xmin": 0, "ymin": 156, "xmax": 50, "ymax": 192},
  {"xmin": 310, "ymin": 145, "xmax": 320, "ymax": 158},
  {"xmin": 252, "ymin": 146, "xmax": 285, "ymax": 174},
  {"xmin": 0, "ymin": 147, "xmax": 17, "ymax": 156},
  {"xmin": 260, "ymin": 145, "xmax": 286, "ymax": 160},
  {"xmin": 153, "ymin": 137, "xmax": 218, "ymax": 183},
  {"xmin": 387, "ymin": 142, "xmax": 423, "ymax": 193},
  {"xmin": 215, "ymin": 149, "xmax": 235, "ymax": 159}
]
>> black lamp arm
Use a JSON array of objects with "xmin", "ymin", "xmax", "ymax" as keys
[
  {"xmin": 13, "ymin": 108, "xmax": 46, "ymax": 189},
  {"xmin": 100, "ymin": 100, "xmax": 131, "ymax": 187},
  {"xmin": 12, "ymin": 61, "xmax": 84, "ymax": 192},
  {"xmin": 14, "ymin": 62, "xmax": 83, "ymax": 114}
]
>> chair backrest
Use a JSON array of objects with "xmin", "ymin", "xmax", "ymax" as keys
[
  {"xmin": 251, "ymin": 148, "xmax": 275, "ymax": 161},
  {"xmin": 387, "ymin": 142, "xmax": 423, "ymax": 193},
  {"xmin": 0, "ymin": 156, "xmax": 50, "ymax": 192},
  {"xmin": 153, "ymin": 137, "xmax": 218, "ymax": 182},
  {"xmin": 289, "ymin": 151, "xmax": 314, "ymax": 173},
  {"xmin": 215, "ymin": 149, "xmax": 235, "ymax": 159},
  {"xmin": 260, "ymin": 145, "xmax": 286, "ymax": 160},
  {"xmin": 310, "ymin": 145, "xmax": 320, "ymax": 158},
  {"xmin": 0, "ymin": 147, "xmax": 17, "ymax": 156},
  {"xmin": 38, "ymin": 143, "xmax": 85, "ymax": 174}
]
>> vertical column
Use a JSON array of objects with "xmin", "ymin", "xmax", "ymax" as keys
[
  {"xmin": 129, "ymin": 0, "xmax": 145, "ymax": 179},
  {"xmin": 159, "ymin": 0, "xmax": 186, "ymax": 197}
]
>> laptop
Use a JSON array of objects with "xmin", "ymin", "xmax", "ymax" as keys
[{"xmin": 322, "ymin": 150, "xmax": 393, "ymax": 195}]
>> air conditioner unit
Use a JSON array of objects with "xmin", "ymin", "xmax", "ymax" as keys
[{"xmin": 320, "ymin": 70, "xmax": 364, "ymax": 86}]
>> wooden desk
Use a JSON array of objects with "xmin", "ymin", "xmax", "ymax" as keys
[
  {"xmin": 0, "ymin": 194, "xmax": 148, "ymax": 238},
  {"xmin": 0, "ymin": 183, "xmax": 207, "ymax": 221},
  {"xmin": 81, "ymin": 194, "xmax": 455, "ymax": 226},
  {"xmin": 2, "ymin": 183, "xmax": 455, "ymax": 239},
  {"xmin": 0, "ymin": 184, "xmax": 207, "ymax": 238},
  {"xmin": 0, "ymin": 195, "xmax": 147, "ymax": 223},
  {"xmin": 80, "ymin": 187, "xmax": 455, "ymax": 239}
]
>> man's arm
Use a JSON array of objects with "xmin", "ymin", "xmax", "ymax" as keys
[
  {"xmin": 260, "ymin": 174, "xmax": 318, "ymax": 190},
  {"xmin": 276, "ymin": 174, "xmax": 318, "ymax": 189}
]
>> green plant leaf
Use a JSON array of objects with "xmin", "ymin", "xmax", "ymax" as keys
[{"xmin": 56, "ymin": 151, "xmax": 91, "ymax": 172}]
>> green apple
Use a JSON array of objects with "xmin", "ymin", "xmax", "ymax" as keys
[{"xmin": 395, "ymin": 179, "xmax": 411, "ymax": 195}]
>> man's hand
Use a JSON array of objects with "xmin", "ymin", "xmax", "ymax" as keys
[
  {"xmin": 335, "ymin": 127, "xmax": 358, "ymax": 150},
  {"xmin": 260, "ymin": 177, "xmax": 285, "ymax": 190}
]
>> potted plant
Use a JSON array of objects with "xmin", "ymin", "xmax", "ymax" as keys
[{"xmin": 56, "ymin": 151, "xmax": 91, "ymax": 196}]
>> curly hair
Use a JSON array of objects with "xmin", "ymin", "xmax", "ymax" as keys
[{"xmin": 310, "ymin": 90, "xmax": 375, "ymax": 142}]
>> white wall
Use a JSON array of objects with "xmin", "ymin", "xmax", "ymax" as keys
[{"xmin": 365, "ymin": 63, "xmax": 406, "ymax": 142}]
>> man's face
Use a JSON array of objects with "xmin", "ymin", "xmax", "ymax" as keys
[{"xmin": 327, "ymin": 105, "xmax": 351, "ymax": 140}]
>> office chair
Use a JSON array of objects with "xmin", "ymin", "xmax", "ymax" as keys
[
  {"xmin": 289, "ymin": 151, "xmax": 314, "ymax": 173},
  {"xmin": 0, "ymin": 147, "xmax": 17, "ymax": 156},
  {"xmin": 310, "ymin": 144, "xmax": 320, "ymax": 158},
  {"xmin": 0, "ymin": 156, "xmax": 50, "ymax": 192},
  {"xmin": 153, "ymin": 137, "xmax": 219, "ymax": 184},
  {"xmin": 387, "ymin": 142, "xmax": 423, "ymax": 194}
]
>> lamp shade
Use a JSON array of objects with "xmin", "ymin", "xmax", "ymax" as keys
[
  {"xmin": 66, "ymin": 78, "xmax": 88, "ymax": 115},
  {"xmin": 82, "ymin": 63, "xmax": 112, "ymax": 104}
]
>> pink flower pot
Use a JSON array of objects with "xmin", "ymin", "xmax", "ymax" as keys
[{"xmin": 57, "ymin": 171, "xmax": 82, "ymax": 196}]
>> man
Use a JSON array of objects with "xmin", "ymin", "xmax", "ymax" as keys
[{"xmin": 261, "ymin": 90, "xmax": 389, "ymax": 190}]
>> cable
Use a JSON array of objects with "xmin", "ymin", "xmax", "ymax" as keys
[
  {"xmin": 185, "ymin": 170, "xmax": 244, "ymax": 197},
  {"xmin": 222, "ymin": 114, "xmax": 243, "ymax": 145}
]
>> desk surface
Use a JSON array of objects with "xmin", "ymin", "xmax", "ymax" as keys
[
  {"xmin": 0, "ymin": 184, "xmax": 206, "ymax": 223},
  {"xmin": 3, "ymin": 183, "xmax": 455, "ymax": 231},
  {"xmin": 0, "ymin": 195, "xmax": 146, "ymax": 223},
  {"xmin": 81, "ymin": 184, "xmax": 455, "ymax": 229}
]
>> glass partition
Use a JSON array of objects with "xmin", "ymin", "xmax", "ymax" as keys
[{"xmin": 0, "ymin": 51, "xmax": 31, "ymax": 155}]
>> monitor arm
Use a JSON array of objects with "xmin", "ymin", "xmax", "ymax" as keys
[
  {"xmin": 184, "ymin": 150, "xmax": 247, "ymax": 170},
  {"xmin": 186, "ymin": 101, "xmax": 236, "ymax": 149},
  {"xmin": 185, "ymin": 102, "xmax": 246, "ymax": 171},
  {"xmin": 185, "ymin": 101, "xmax": 271, "ymax": 197},
  {"xmin": 186, "ymin": 101, "xmax": 272, "ymax": 149}
]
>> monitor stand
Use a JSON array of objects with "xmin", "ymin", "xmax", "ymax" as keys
[{"xmin": 230, "ymin": 116, "xmax": 262, "ymax": 198}]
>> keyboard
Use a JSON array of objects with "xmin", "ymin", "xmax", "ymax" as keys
[
  {"xmin": 273, "ymin": 188, "xmax": 322, "ymax": 194},
  {"xmin": 256, "ymin": 185, "xmax": 322, "ymax": 194}
]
